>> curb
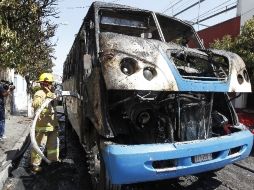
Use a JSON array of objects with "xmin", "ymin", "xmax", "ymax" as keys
[{"xmin": 0, "ymin": 126, "xmax": 30, "ymax": 190}]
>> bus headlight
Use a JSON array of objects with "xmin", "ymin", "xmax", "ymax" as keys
[
  {"xmin": 143, "ymin": 67, "xmax": 156, "ymax": 81},
  {"xmin": 120, "ymin": 58, "xmax": 138, "ymax": 76}
]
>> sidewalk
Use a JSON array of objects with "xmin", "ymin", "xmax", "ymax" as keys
[{"xmin": 0, "ymin": 114, "xmax": 31, "ymax": 190}]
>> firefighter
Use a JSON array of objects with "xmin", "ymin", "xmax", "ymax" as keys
[{"xmin": 31, "ymin": 73, "xmax": 59, "ymax": 173}]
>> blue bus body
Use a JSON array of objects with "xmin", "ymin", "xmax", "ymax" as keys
[{"xmin": 103, "ymin": 129, "xmax": 253, "ymax": 184}]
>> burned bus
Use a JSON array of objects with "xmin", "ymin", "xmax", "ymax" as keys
[{"xmin": 62, "ymin": 1, "xmax": 253, "ymax": 189}]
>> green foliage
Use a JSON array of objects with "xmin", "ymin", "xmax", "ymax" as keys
[
  {"xmin": 211, "ymin": 35, "xmax": 235, "ymax": 51},
  {"xmin": 0, "ymin": 0, "xmax": 58, "ymax": 81},
  {"xmin": 211, "ymin": 17, "xmax": 254, "ymax": 86}
]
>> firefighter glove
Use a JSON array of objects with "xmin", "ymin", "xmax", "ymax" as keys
[{"xmin": 46, "ymin": 92, "xmax": 55, "ymax": 99}]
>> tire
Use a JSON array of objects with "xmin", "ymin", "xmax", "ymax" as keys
[
  {"xmin": 63, "ymin": 105, "xmax": 72, "ymax": 157},
  {"xmin": 84, "ymin": 123, "xmax": 122, "ymax": 190},
  {"xmin": 64, "ymin": 105, "xmax": 71, "ymax": 129}
]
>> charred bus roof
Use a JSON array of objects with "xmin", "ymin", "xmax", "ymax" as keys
[{"xmin": 86, "ymin": 1, "xmax": 203, "ymax": 47}]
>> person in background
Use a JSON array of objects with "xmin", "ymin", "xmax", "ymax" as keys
[
  {"xmin": 31, "ymin": 73, "xmax": 59, "ymax": 173},
  {"xmin": 0, "ymin": 81, "xmax": 15, "ymax": 141}
]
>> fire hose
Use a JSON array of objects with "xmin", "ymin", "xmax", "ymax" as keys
[{"xmin": 30, "ymin": 90, "xmax": 75, "ymax": 164}]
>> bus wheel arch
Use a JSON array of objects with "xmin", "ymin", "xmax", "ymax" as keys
[{"xmin": 83, "ymin": 119, "xmax": 122, "ymax": 190}]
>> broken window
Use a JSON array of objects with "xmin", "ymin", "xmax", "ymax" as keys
[
  {"xmin": 169, "ymin": 49, "xmax": 229, "ymax": 80},
  {"xmin": 99, "ymin": 9, "xmax": 160, "ymax": 40},
  {"xmin": 156, "ymin": 13, "xmax": 202, "ymax": 48},
  {"xmin": 98, "ymin": 8, "xmax": 204, "ymax": 49}
]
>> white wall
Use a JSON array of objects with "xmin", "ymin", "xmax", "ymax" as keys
[
  {"xmin": 237, "ymin": 0, "xmax": 254, "ymax": 26},
  {"xmin": 13, "ymin": 74, "xmax": 29, "ymax": 112},
  {"xmin": 1, "ymin": 69, "xmax": 31, "ymax": 115}
]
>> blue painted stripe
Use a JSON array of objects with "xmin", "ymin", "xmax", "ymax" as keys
[{"xmin": 102, "ymin": 130, "xmax": 253, "ymax": 184}]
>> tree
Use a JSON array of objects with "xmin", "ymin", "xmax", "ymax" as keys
[
  {"xmin": 0, "ymin": 0, "xmax": 58, "ymax": 81},
  {"xmin": 211, "ymin": 17, "xmax": 254, "ymax": 85}
]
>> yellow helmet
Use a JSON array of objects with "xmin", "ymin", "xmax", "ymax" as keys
[{"xmin": 38, "ymin": 73, "xmax": 54, "ymax": 82}]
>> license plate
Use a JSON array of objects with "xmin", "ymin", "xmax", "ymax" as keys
[{"xmin": 193, "ymin": 153, "xmax": 212, "ymax": 163}]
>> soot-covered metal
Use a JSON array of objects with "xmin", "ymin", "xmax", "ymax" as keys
[
  {"xmin": 94, "ymin": 3, "xmax": 251, "ymax": 143},
  {"xmin": 62, "ymin": 2, "xmax": 253, "ymax": 187}
]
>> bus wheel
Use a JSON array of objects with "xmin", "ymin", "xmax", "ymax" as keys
[{"xmin": 85, "ymin": 127, "xmax": 122, "ymax": 190}]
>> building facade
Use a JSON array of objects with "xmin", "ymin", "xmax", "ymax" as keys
[{"xmin": 237, "ymin": 0, "xmax": 254, "ymax": 26}]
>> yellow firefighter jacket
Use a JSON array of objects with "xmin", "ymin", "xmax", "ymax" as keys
[{"xmin": 32, "ymin": 89, "xmax": 58, "ymax": 132}]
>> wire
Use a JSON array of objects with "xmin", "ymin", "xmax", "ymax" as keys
[
  {"xmin": 185, "ymin": 20, "xmax": 210, "ymax": 27},
  {"xmin": 174, "ymin": 0, "xmax": 206, "ymax": 17},
  {"xmin": 110, "ymin": 0, "xmax": 120, "ymax": 3},
  {"xmin": 171, "ymin": 0, "xmax": 194, "ymax": 13},
  {"xmin": 191, "ymin": 0, "xmax": 231, "ymax": 21},
  {"xmin": 162, "ymin": 0, "xmax": 185, "ymax": 14},
  {"xmin": 199, "ymin": 1, "xmax": 236, "ymax": 20},
  {"xmin": 66, "ymin": 6, "xmax": 90, "ymax": 9},
  {"xmin": 173, "ymin": 0, "xmax": 198, "ymax": 14},
  {"xmin": 240, "ymin": 6, "xmax": 254, "ymax": 17},
  {"xmin": 199, "ymin": 2, "xmax": 237, "ymax": 21},
  {"xmin": 66, "ymin": 0, "xmax": 121, "ymax": 10},
  {"xmin": 193, "ymin": 4, "xmax": 237, "ymax": 24},
  {"xmin": 190, "ymin": 0, "xmax": 237, "ymax": 22}
]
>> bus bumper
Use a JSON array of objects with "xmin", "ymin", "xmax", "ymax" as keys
[{"xmin": 102, "ymin": 130, "xmax": 253, "ymax": 184}]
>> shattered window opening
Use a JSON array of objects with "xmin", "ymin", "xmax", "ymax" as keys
[
  {"xmin": 155, "ymin": 13, "xmax": 202, "ymax": 48},
  {"xmin": 99, "ymin": 9, "xmax": 160, "ymax": 39},
  {"xmin": 169, "ymin": 49, "xmax": 229, "ymax": 81},
  {"xmin": 98, "ymin": 9, "xmax": 203, "ymax": 47}
]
